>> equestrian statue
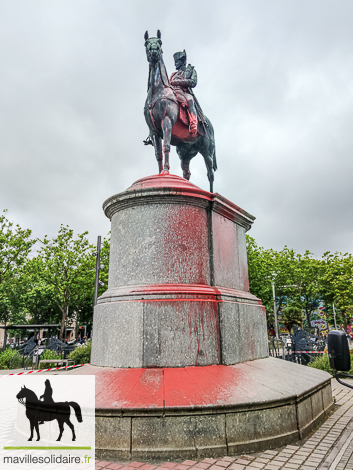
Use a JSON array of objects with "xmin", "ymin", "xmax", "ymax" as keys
[{"xmin": 143, "ymin": 30, "xmax": 217, "ymax": 193}]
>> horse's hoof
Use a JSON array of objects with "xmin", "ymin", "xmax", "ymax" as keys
[
  {"xmin": 36, "ymin": 438, "xmax": 40, "ymax": 441},
  {"xmin": 28, "ymin": 438, "xmax": 32, "ymax": 441}
]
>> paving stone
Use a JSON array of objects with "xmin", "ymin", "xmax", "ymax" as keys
[
  {"xmin": 194, "ymin": 464, "xmax": 212, "ymax": 469},
  {"xmin": 96, "ymin": 462, "xmax": 112, "ymax": 468},
  {"xmin": 248, "ymin": 463, "xmax": 265, "ymax": 469},
  {"xmin": 106, "ymin": 465, "xmax": 125, "ymax": 470},
  {"xmin": 235, "ymin": 460, "xmax": 252, "ymax": 466},
  {"xmin": 229, "ymin": 465, "xmax": 245, "ymax": 470},
  {"xmin": 160, "ymin": 464, "xmax": 178, "ymax": 469},
  {"xmin": 214, "ymin": 461, "xmax": 231, "ymax": 468}
]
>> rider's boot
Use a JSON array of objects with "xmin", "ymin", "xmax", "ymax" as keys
[{"xmin": 187, "ymin": 100, "xmax": 198, "ymax": 136}]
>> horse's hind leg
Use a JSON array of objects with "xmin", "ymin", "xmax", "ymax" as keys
[
  {"xmin": 34, "ymin": 421, "xmax": 40, "ymax": 441},
  {"xmin": 56, "ymin": 420, "xmax": 64, "ymax": 441},
  {"xmin": 65, "ymin": 418, "xmax": 76, "ymax": 441},
  {"xmin": 153, "ymin": 135, "xmax": 163, "ymax": 174},
  {"xmin": 202, "ymin": 153, "xmax": 215, "ymax": 193}
]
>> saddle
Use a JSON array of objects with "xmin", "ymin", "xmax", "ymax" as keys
[{"xmin": 149, "ymin": 88, "xmax": 204, "ymax": 136}]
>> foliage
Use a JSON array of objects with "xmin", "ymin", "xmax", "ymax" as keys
[
  {"xmin": 38, "ymin": 348, "xmax": 61, "ymax": 368},
  {"xmin": 281, "ymin": 305, "xmax": 303, "ymax": 333},
  {"xmin": 308, "ymin": 354, "xmax": 334, "ymax": 375},
  {"xmin": 0, "ymin": 210, "xmax": 35, "ymax": 326},
  {"xmin": 34, "ymin": 225, "xmax": 96, "ymax": 340},
  {"xmin": 247, "ymin": 236, "xmax": 353, "ymax": 333},
  {"xmin": 0, "ymin": 348, "xmax": 18, "ymax": 370},
  {"xmin": 68, "ymin": 341, "xmax": 91, "ymax": 365},
  {"xmin": 319, "ymin": 252, "xmax": 353, "ymax": 332},
  {"xmin": 308, "ymin": 353, "xmax": 353, "ymax": 375}
]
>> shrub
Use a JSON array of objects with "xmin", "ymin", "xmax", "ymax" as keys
[
  {"xmin": 309, "ymin": 352, "xmax": 353, "ymax": 375},
  {"xmin": 38, "ymin": 349, "xmax": 61, "ymax": 368},
  {"xmin": 308, "ymin": 354, "xmax": 334, "ymax": 375},
  {"xmin": 68, "ymin": 341, "xmax": 91, "ymax": 365},
  {"xmin": 0, "ymin": 348, "xmax": 19, "ymax": 370}
]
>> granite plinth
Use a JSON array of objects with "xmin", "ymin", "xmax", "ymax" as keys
[
  {"xmin": 66, "ymin": 358, "xmax": 334, "ymax": 460},
  {"xmin": 91, "ymin": 173, "xmax": 268, "ymax": 368}
]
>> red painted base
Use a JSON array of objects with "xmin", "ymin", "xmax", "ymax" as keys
[{"xmin": 65, "ymin": 358, "xmax": 330, "ymax": 412}]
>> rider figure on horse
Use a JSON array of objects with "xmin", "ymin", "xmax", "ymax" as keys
[
  {"xmin": 170, "ymin": 50, "xmax": 205, "ymax": 136},
  {"xmin": 38, "ymin": 379, "xmax": 55, "ymax": 424}
]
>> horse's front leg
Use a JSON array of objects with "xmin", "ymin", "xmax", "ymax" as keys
[
  {"xmin": 153, "ymin": 135, "xmax": 163, "ymax": 174},
  {"xmin": 28, "ymin": 419, "xmax": 34, "ymax": 441},
  {"xmin": 162, "ymin": 116, "xmax": 172, "ymax": 171}
]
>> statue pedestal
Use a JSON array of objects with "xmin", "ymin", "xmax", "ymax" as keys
[
  {"xmin": 91, "ymin": 172, "xmax": 268, "ymax": 368},
  {"xmin": 68, "ymin": 173, "xmax": 333, "ymax": 460}
]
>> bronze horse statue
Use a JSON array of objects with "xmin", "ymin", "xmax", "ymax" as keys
[{"xmin": 144, "ymin": 30, "xmax": 217, "ymax": 192}]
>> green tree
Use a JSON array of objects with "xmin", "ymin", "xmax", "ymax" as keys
[
  {"xmin": 0, "ymin": 210, "xmax": 35, "ymax": 329},
  {"xmin": 70, "ymin": 234, "xmax": 110, "ymax": 337},
  {"xmin": 247, "ymin": 237, "xmax": 302, "ymax": 326},
  {"xmin": 281, "ymin": 305, "xmax": 303, "ymax": 333},
  {"xmin": 34, "ymin": 225, "xmax": 95, "ymax": 340},
  {"xmin": 319, "ymin": 252, "xmax": 353, "ymax": 332}
]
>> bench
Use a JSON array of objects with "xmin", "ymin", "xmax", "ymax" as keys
[{"xmin": 38, "ymin": 359, "xmax": 75, "ymax": 369}]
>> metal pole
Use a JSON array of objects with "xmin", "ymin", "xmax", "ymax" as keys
[
  {"xmin": 2, "ymin": 327, "xmax": 8, "ymax": 352},
  {"xmin": 333, "ymin": 303, "xmax": 337, "ymax": 329},
  {"xmin": 272, "ymin": 282, "xmax": 279, "ymax": 340},
  {"xmin": 94, "ymin": 236, "xmax": 102, "ymax": 306}
]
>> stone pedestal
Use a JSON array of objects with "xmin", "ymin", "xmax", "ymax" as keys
[
  {"xmin": 91, "ymin": 172, "xmax": 268, "ymax": 368},
  {"xmin": 75, "ymin": 172, "xmax": 334, "ymax": 460}
]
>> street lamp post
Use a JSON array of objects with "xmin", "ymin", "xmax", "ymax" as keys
[
  {"xmin": 93, "ymin": 236, "xmax": 105, "ymax": 307},
  {"xmin": 272, "ymin": 282, "xmax": 279, "ymax": 340},
  {"xmin": 333, "ymin": 303, "xmax": 338, "ymax": 330}
]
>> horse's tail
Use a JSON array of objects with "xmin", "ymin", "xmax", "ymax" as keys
[{"xmin": 68, "ymin": 402, "xmax": 82, "ymax": 423}]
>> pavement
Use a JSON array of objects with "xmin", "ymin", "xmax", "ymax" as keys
[{"xmin": 95, "ymin": 378, "xmax": 353, "ymax": 470}]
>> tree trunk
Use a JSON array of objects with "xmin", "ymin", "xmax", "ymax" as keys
[
  {"xmin": 305, "ymin": 307, "xmax": 311, "ymax": 328},
  {"xmin": 59, "ymin": 306, "xmax": 67, "ymax": 341}
]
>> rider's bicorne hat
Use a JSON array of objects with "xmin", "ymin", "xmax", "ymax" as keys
[{"xmin": 173, "ymin": 50, "xmax": 187, "ymax": 62}]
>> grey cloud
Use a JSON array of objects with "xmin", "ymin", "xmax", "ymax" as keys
[{"xmin": 1, "ymin": 0, "xmax": 353, "ymax": 257}]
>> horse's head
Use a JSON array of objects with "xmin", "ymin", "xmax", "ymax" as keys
[
  {"xmin": 144, "ymin": 30, "xmax": 163, "ymax": 64},
  {"xmin": 16, "ymin": 385, "xmax": 37, "ymax": 404},
  {"xmin": 16, "ymin": 385, "xmax": 28, "ymax": 404}
]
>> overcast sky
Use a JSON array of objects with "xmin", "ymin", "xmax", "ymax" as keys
[{"xmin": 1, "ymin": 0, "xmax": 353, "ymax": 256}]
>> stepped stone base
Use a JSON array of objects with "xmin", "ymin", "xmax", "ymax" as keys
[{"xmin": 66, "ymin": 357, "xmax": 333, "ymax": 460}]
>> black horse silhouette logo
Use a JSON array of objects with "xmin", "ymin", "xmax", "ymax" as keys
[{"xmin": 16, "ymin": 379, "xmax": 82, "ymax": 442}]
